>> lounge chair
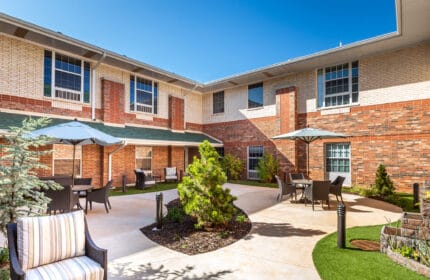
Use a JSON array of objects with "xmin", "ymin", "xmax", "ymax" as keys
[
  {"xmin": 86, "ymin": 180, "xmax": 113, "ymax": 213},
  {"xmin": 7, "ymin": 210, "xmax": 107, "ymax": 280},
  {"xmin": 329, "ymin": 176, "xmax": 346, "ymax": 202},
  {"xmin": 275, "ymin": 175, "xmax": 297, "ymax": 201},
  {"xmin": 164, "ymin": 167, "xmax": 178, "ymax": 182},
  {"xmin": 304, "ymin": 180, "xmax": 331, "ymax": 211}
]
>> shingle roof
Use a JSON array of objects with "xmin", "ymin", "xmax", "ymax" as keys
[{"xmin": 0, "ymin": 111, "xmax": 221, "ymax": 146}]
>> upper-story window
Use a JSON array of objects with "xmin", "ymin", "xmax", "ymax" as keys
[
  {"xmin": 317, "ymin": 61, "xmax": 358, "ymax": 108},
  {"xmin": 43, "ymin": 50, "xmax": 91, "ymax": 103},
  {"xmin": 248, "ymin": 82, "xmax": 263, "ymax": 108},
  {"xmin": 212, "ymin": 91, "xmax": 224, "ymax": 114},
  {"xmin": 130, "ymin": 76, "xmax": 158, "ymax": 114}
]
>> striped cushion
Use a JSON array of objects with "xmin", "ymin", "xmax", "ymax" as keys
[
  {"xmin": 17, "ymin": 211, "xmax": 86, "ymax": 271},
  {"xmin": 25, "ymin": 256, "xmax": 103, "ymax": 280}
]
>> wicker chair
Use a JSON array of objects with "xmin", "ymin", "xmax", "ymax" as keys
[
  {"xmin": 6, "ymin": 211, "xmax": 107, "ymax": 280},
  {"xmin": 86, "ymin": 181, "xmax": 113, "ymax": 213},
  {"xmin": 164, "ymin": 167, "xmax": 178, "ymax": 182},
  {"xmin": 74, "ymin": 177, "xmax": 93, "ymax": 198},
  {"xmin": 43, "ymin": 184, "xmax": 79, "ymax": 214},
  {"xmin": 275, "ymin": 175, "xmax": 297, "ymax": 201},
  {"xmin": 329, "ymin": 176, "xmax": 346, "ymax": 202},
  {"xmin": 304, "ymin": 180, "xmax": 331, "ymax": 211}
]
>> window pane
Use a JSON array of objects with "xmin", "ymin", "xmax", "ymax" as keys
[
  {"xmin": 130, "ymin": 76, "xmax": 135, "ymax": 111},
  {"xmin": 213, "ymin": 91, "xmax": 224, "ymax": 114},
  {"xmin": 136, "ymin": 90, "xmax": 152, "ymax": 106},
  {"xmin": 83, "ymin": 62, "xmax": 90, "ymax": 103},
  {"xmin": 55, "ymin": 54, "xmax": 81, "ymax": 74},
  {"xmin": 43, "ymin": 50, "xmax": 52, "ymax": 97},
  {"xmin": 55, "ymin": 70, "xmax": 81, "ymax": 91},
  {"xmin": 136, "ymin": 77, "xmax": 152, "ymax": 92},
  {"xmin": 153, "ymin": 82, "xmax": 158, "ymax": 114},
  {"xmin": 248, "ymin": 83, "xmax": 263, "ymax": 108},
  {"xmin": 317, "ymin": 69, "xmax": 324, "ymax": 107}
]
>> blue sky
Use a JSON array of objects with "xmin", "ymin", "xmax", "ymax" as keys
[{"xmin": 1, "ymin": 0, "xmax": 396, "ymax": 82}]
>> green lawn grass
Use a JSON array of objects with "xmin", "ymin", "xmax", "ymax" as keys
[
  {"xmin": 110, "ymin": 182, "xmax": 178, "ymax": 196},
  {"xmin": 313, "ymin": 224, "xmax": 427, "ymax": 280},
  {"xmin": 227, "ymin": 180, "xmax": 277, "ymax": 188}
]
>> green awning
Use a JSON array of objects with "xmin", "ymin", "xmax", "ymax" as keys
[{"xmin": 0, "ymin": 111, "xmax": 222, "ymax": 146}]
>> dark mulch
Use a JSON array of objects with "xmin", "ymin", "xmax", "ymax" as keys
[
  {"xmin": 351, "ymin": 239, "xmax": 381, "ymax": 251},
  {"xmin": 141, "ymin": 199, "xmax": 252, "ymax": 255}
]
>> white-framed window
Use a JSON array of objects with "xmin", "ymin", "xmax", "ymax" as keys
[
  {"xmin": 53, "ymin": 144, "xmax": 82, "ymax": 177},
  {"xmin": 317, "ymin": 61, "xmax": 358, "ymax": 108},
  {"xmin": 135, "ymin": 146, "xmax": 152, "ymax": 171},
  {"xmin": 248, "ymin": 82, "xmax": 264, "ymax": 108},
  {"xmin": 130, "ymin": 76, "xmax": 158, "ymax": 114},
  {"xmin": 213, "ymin": 91, "xmax": 224, "ymax": 114},
  {"xmin": 248, "ymin": 146, "xmax": 263, "ymax": 179},
  {"xmin": 43, "ymin": 50, "xmax": 91, "ymax": 103},
  {"xmin": 325, "ymin": 143, "xmax": 350, "ymax": 173}
]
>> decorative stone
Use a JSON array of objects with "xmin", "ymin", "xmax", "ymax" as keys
[{"xmin": 386, "ymin": 247, "xmax": 430, "ymax": 278}]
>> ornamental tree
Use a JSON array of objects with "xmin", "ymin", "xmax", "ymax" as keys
[
  {"xmin": 257, "ymin": 153, "xmax": 279, "ymax": 183},
  {"xmin": 0, "ymin": 117, "xmax": 60, "ymax": 234},
  {"xmin": 374, "ymin": 164, "xmax": 395, "ymax": 198},
  {"xmin": 178, "ymin": 140, "xmax": 237, "ymax": 229}
]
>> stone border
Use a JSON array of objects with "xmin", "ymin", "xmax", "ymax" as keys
[{"xmin": 386, "ymin": 247, "xmax": 430, "ymax": 278}]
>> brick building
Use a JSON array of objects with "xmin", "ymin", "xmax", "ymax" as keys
[{"xmin": 0, "ymin": 0, "xmax": 429, "ymax": 191}]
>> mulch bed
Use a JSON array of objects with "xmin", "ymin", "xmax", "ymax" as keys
[
  {"xmin": 141, "ymin": 199, "xmax": 252, "ymax": 255},
  {"xmin": 350, "ymin": 239, "xmax": 381, "ymax": 251}
]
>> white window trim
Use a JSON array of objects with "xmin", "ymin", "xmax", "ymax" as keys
[
  {"xmin": 50, "ymin": 51, "xmax": 86, "ymax": 103},
  {"xmin": 135, "ymin": 146, "xmax": 153, "ymax": 171},
  {"xmin": 247, "ymin": 82, "xmax": 264, "ymax": 109},
  {"xmin": 318, "ymin": 62, "xmax": 359, "ymax": 108},
  {"xmin": 131, "ymin": 76, "xmax": 156, "ymax": 114},
  {"xmin": 247, "ymin": 145, "xmax": 264, "ymax": 180}
]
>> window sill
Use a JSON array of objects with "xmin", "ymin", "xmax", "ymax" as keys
[
  {"xmin": 45, "ymin": 96, "xmax": 86, "ymax": 105},
  {"xmin": 316, "ymin": 102, "xmax": 359, "ymax": 111},
  {"xmin": 211, "ymin": 112, "xmax": 225, "ymax": 116},
  {"xmin": 246, "ymin": 106, "xmax": 264, "ymax": 111}
]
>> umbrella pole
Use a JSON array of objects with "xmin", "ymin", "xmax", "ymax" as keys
[
  {"xmin": 307, "ymin": 143, "xmax": 309, "ymax": 177},
  {"xmin": 72, "ymin": 144, "xmax": 76, "ymax": 189}
]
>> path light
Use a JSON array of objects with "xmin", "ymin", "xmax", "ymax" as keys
[
  {"xmin": 155, "ymin": 192, "xmax": 163, "ymax": 230},
  {"xmin": 337, "ymin": 203, "xmax": 346, "ymax": 249}
]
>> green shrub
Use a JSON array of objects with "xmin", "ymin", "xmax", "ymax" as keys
[
  {"xmin": 235, "ymin": 214, "xmax": 246, "ymax": 223},
  {"xmin": 0, "ymin": 269, "xmax": 8, "ymax": 280},
  {"xmin": 164, "ymin": 206, "xmax": 186, "ymax": 223},
  {"xmin": 256, "ymin": 153, "xmax": 279, "ymax": 183},
  {"xmin": 220, "ymin": 154, "xmax": 244, "ymax": 180},
  {"xmin": 374, "ymin": 164, "xmax": 395, "ymax": 198},
  {"xmin": 178, "ymin": 140, "xmax": 237, "ymax": 229},
  {"xmin": 0, "ymin": 248, "xmax": 8, "ymax": 265}
]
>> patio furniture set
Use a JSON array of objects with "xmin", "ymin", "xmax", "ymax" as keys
[
  {"xmin": 134, "ymin": 166, "xmax": 179, "ymax": 189},
  {"xmin": 276, "ymin": 173, "xmax": 345, "ymax": 210}
]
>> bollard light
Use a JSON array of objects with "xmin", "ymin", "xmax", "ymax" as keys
[
  {"xmin": 156, "ymin": 192, "xmax": 163, "ymax": 229},
  {"xmin": 413, "ymin": 183, "xmax": 419, "ymax": 208},
  {"xmin": 337, "ymin": 203, "xmax": 346, "ymax": 249}
]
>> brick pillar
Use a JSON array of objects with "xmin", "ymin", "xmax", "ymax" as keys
[
  {"xmin": 168, "ymin": 96, "xmax": 184, "ymax": 131},
  {"xmin": 101, "ymin": 79, "xmax": 125, "ymax": 124}
]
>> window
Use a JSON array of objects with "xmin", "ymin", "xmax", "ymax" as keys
[
  {"xmin": 53, "ymin": 144, "xmax": 81, "ymax": 176},
  {"xmin": 326, "ymin": 143, "xmax": 350, "ymax": 173},
  {"xmin": 43, "ymin": 50, "xmax": 91, "ymax": 103},
  {"xmin": 213, "ymin": 91, "xmax": 224, "ymax": 114},
  {"xmin": 248, "ymin": 146, "xmax": 263, "ymax": 179},
  {"xmin": 136, "ymin": 146, "xmax": 152, "ymax": 171},
  {"xmin": 130, "ymin": 76, "xmax": 158, "ymax": 114},
  {"xmin": 248, "ymin": 82, "xmax": 263, "ymax": 108},
  {"xmin": 317, "ymin": 61, "xmax": 358, "ymax": 108}
]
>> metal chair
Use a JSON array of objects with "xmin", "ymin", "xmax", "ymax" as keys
[
  {"xmin": 330, "ymin": 176, "xmax": 346, "ymax": 202},
  {"xmin": 304, "ymin": 180, "xmax": 331, "ymax": 211},
  {"xmin": 275, "ymin": 175, "xmax": 297, "ymax": 201}
]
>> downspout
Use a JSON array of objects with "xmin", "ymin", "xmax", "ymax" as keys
[
  {"xmin": 108, "ymin": 140, "xmax": 127, "ymax": 181},
  {"xmin": 183, "ymin": 83, "xmax": 199, "ymax": 129},
  {"xmin": 91, "ymin": 52, "xmax": 106, "ymax": 120}
]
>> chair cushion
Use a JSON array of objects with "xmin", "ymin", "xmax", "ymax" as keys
[
  {"xmin": 165, "ymin": 167, "xmax": 176, "ymax": 176},
  {"xmin": 165, "ymin": 175, "xmax": 177, "ymax": 180},
  {"xmin": 17, "ymin": 211, "xmax": 85, "ymax": 271},
  {"xmin": 25, "ymin": 256, "xmax": 104, "ymax": 280}
]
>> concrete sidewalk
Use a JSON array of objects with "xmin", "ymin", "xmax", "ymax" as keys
[{"xmin": 83, "ymin": 183, "xmax": 401, "ymax": 280}]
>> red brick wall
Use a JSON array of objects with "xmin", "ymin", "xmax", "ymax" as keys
[
  {"xmin": 186, "ymin": 122, "xmax": 203, "ymax": 131},
  {"xmin": 152, "ymin": 146, "xmax": 169, "ymax": 180},
  {"xmin": 170, "ymin": 146, "xmax": 185, "ymax": 175},
  {"xmin": 169, "ymin": 96, "xmax": 184, "ymax": 130},
  {"xmin": 101, "ymin": 79, "xmax": 125, "ymax": 124},
  {"xmin": 82, "ymin": 144, "xmax": 103, "ymax": 187}
]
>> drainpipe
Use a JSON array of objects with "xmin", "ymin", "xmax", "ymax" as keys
[
  {"xmin": 183, "ymin": 83, "xmax": 199, "ymax": 129},
  {"xmin": 108, "ymin": 140, "xmax": 127, "ymax": 181},
  {"xmin": 91, "ymin": 52, "xmax": 106, "ymax": 120}
]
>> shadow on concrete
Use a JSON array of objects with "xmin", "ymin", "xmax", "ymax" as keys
[
  {"xmin": 244, "ymin": 222, "xmax": 326, "ymax": 240},
  {"xmin": 109, "ymin": 262, "xmax": 232, "ymax": 280}
]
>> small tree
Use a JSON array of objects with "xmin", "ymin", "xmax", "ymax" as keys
[
  {"xmin": 0, "ymin": 118, "xmax": 60, "ymax": 234},
  {"xmin": 220, "ymin": 153, "xmax": 244, "ymax": 180},
  {"xmin": 374, "ymin": 164, "xmax": 395, "ymax": 198},
  {"xmin": 256, "ymin": 153, "xmax": 279, "ymax": 183},
  {"xmin": 178, "ymin": 140, "xmax": 237, "ymax": 229}
]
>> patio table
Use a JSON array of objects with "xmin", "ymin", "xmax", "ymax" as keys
[
  {"xmin": 291, "ymin": 179, "xmax": 312, "ymax": 201},
  {"xmin": 72, "ymin": 184, "xmax": 93, "ymax": 210}
]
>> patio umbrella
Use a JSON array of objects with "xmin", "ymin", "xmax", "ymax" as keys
[
  {"xmin": 31, "ymin": 120, "xmax": 122, "ymax": 188},
  {"xmin": 272, "ymin": 127, "xmax": 347, "ymax": 176}
]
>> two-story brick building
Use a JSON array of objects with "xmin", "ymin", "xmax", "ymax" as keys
[{"xmin": 1, "ymin": 0, "xmax": 429, "ymax": 191}]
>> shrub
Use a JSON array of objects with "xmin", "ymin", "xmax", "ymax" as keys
[
  {"xmin": 178, "ymin": 141, "xmax": 237, "ymax": 229},
  {"xmin": 0, "ymin": 248, "xmax": 8, "ymax": 265},
  {"xmin": 256, "ymin": 153, "xmax": 278, "ymax": 183},
  {"xmin": 165, "ymin": 206, "xmax": 186, "ymax": 223},
  {"xmin": 220, "ymin": 154, "xmax": 244, "ymax": 180},
  {"xmin": 374, "ymin": 164, "xmax": 395, "ymax": 198}
]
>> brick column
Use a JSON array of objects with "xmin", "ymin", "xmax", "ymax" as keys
[
  {"xmin": 101, "ymin": 79, "xmax": 125, "ymax": 124},
  {"xmin": 168, "ymin": 96, "xmax": 184, "ymax": 131}
]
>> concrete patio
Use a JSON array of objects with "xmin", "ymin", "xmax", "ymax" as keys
[{"xmin": 83, "ymin": 183, "xmax": 402, "ymax": 279}]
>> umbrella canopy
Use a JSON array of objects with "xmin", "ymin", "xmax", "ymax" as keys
[
  {"xmin": 272, "ymin": 127, "xmax": 347, "ymax": 176},
  {"xmin": 32, "ymin": 121, "xmax": 122, "ymax": 187}
]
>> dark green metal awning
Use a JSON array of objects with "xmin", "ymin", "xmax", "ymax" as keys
[{"xmin": 0, "ymin": 111, "xmax": 222, "ymax": 146}]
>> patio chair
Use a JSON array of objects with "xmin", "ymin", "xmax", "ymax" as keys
[
  {"xmin": 74, "ymin": 177, "xmax": 92, "ymax": 198},
  {"xmin": 86, "ymin": 180, "xmax": 113, "ymax": 213},
  {"xmin": 164, "ymin": 167, "xmax": 178, "ymax": 182},
  {"xmin": 143, "ymin": 171, "xmax": 156, "ymax": 187},
  {"xmin": 43, "ymin": 184, "xmax": 79, "ymax": 214},
  {"xmin": 7, "ymin": 210, "xmax": 107, "ymax": 280},
  {"xmin": 329, "ymin": 176, "xmax": 346, "ymax": 202},
  {"xmin": 134, "ymin": 169, "xmax": 144, "ymax": 189},
  {"xmin": 275, "ymin": 175, "xmax": 297, "ymax": 201},
  {"xmin": 304, "ymin": 180, "xmax": 331, "ymax": 211}
]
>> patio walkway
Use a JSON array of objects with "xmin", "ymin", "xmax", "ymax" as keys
[{"xmin": 84, "ymin": 183, "xmax": 402, "ymax": 279}]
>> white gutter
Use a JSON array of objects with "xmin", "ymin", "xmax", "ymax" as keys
[
  {"xmin": 91, "ymin": 52, "xmax": 106, "ymax": 120},
  {"xmin": 108, "ymin": 140, "xmax": 127, "ymax": 181}
]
